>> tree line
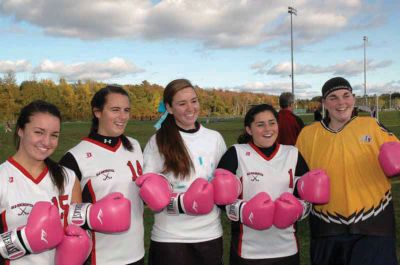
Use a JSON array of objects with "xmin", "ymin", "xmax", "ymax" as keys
[
  {"xmin": 1, "ymin": 71, "xmax": 399, "ymax": 122},
  {"xmin": 0, "ymin": 72, "xmax": 280, "ymax": 122}
]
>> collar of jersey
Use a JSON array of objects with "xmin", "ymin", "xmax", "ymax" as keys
[
  {"xmin": 83, "ymin": 133, "xmax": 122, "ymax": 152},
  {"xmin": 321, "ymin": 116, "xmax": 357, "ymax": 133},
  {"xmin": 249, "ymin": 142, "xmax": 280, "ymax": 161},
  {"xmin": 177, "ymin": 121, "xmax": 201, "ymax": 134},
  {"xmin": 7, "ymin": 156, "xmax": 48, "ymax": 184}
]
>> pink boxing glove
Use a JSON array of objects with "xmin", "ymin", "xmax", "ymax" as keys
[
  {"xmin": 273, "ymin": 192, "xmax": 303, "ymax": 229},
  {"xmin": 378, "ymin": 141, "xmax": 400, "ymax": 177},
  {"xmin": 212, "ymin": 168, "xmax": 242, "ymax": 205},
  {"xmin": 297, "ymin": 169, "xmax": 330, "ymax": 204},
  {"xmin": 55, "ymin": 224, "xmax": 92, "ymax": 265},
  {"xmin": 167, "ymin": 178, "xmax": 214, "ymax": 215},
  {"xmin": 136, "ymin": 173, "xmax": 172, "ymax": 212},
  {"xmin": 68, "ymin": 192, "xmax": 131, "ymax": 233},
  {"xmin": 0, "ymin": 201, "xmax": 63, "ymax": 260},
  {"xmin": 226, "ymin": 192, "xmax": 275, "ymax": 230}
]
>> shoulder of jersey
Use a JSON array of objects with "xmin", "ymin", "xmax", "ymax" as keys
[
  {"xmin": 67, "ymin": 140, "xmax": 88, "ymax": 153},
  {"xmin": 355, "ymin": 116, "xmax": 388, "ymax": 130},
  {"xmin": 279, "ymin": 144, "xmax": 298, "ymax": 152},
  {"xmin": 200, "ymin": 126, "xmax": 222, "ymax": 137},
  {"xmin": 301, "ymin": 121, "xmax": 322, "ymax": 131},
  {"xmin": 356, "ymin": 116, "xmax": 376, "ymax": 123},
  {"xmin": 125, "ymin": 136, "xmax": 141, "ymax": 147},
  {"xmin": 0, "ymin": 161, "xmax": 9, "ymax": 174}
]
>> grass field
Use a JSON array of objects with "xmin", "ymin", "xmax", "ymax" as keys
[{"xmin": 0, "ymin": 110, "xmax": 399, "ymax": 264}]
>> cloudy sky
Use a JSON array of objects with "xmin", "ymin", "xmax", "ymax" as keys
[{"xmin": 1, "ymin": 0, "xmax": 399, "ymax": 99}]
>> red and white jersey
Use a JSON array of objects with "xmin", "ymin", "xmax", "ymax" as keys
[
  {"xmin": 0, "ymin": 158, "xmax": 75, "ymax": 265},
  {"xmin": 143, "ymin": 125, "xmax": 227, "ymax": 243},
  {"xmin": 234, "ymin": 143, "xmax": 300, "ymax": 259},
  {"xmin": 67, "ymin": 137, "xmax": 144, "ymax": 265}
]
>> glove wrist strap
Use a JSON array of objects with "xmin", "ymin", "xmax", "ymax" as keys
[
  {"xmin": 68, "ymin": 203, "xmax": 91, "ymax": 229},
  {"xmin": 166, "ymin": 193, "xmax": 184, "ymax": 215},
  {"xmin": 0, "ymin": 228, "xmax": 28, "ymax": 259},
  {"xmin": 226, "ymin": 199, "xmax": 244, "ymax": 222}
]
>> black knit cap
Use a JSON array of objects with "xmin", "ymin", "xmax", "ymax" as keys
[{"xmin": 321, "ymin": 77, "xmax": 352, "ymax": 98}]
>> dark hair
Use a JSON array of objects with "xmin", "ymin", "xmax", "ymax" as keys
[
  {"xmin": 14, "ymin": 100, "xmax": 66, "ymax": 194},
  {"xmin": 279, "ymin": 92, "xmax": 294, "ymax": 108},
  {"xmin": 237, "ymin": 104, "xmax": 278, "ymax": 144},
  {"xmin": 156, "ymin": 79, "xmax": 195, "ymax": 180},
  {"xmin": 90, "ymin": 85, "xmax": 133, "ymax": 151}
]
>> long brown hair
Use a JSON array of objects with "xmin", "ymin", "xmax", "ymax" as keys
[{"xmin": 156, "ymin": 79, "xmax": 195, "ymax": 180}]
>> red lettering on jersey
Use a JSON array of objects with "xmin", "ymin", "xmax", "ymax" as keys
[
  {"xmin": 127, "ymin": 161, "xmax": 138, "ymax": 181},
  {"xmin": 8, "ymin": 177, "xmax": 13, "ymax": 183},
  {"xmin": 288, "ymin": 168, "xmax": 294, "ymax": 188},
  {"xmin": 86, "ymin": 152, "xmax": 92, "ymax": 158},
  {"xmin": 246, "ymin": 152, "xmax": 251, "ymax": 156},
  {"xmin": 136, "ymin": 160, "xmax": 143, "ymax": 176},
  {"xmin": 52, "ymin": 195, "xmax": 70, "ymax": 227}
]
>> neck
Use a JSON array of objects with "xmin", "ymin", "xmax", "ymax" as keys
[{"xmin": 12, "ymin": 152, "xmax": 46, "ymax": 178}]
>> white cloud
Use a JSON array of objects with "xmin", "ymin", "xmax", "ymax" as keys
[
  {"xmin": 0, "ymin": 60, "xmax": 31, "ymax": 72},
  {"xmin": 33, "ymin": 57, "xmax": 144, "ymax": 81},
  {"xmin": 257, "ymin": 59, "xmax": 392, "ymax": 77},
  {"xmin": 220, "ymin": 81, "xmax": 312, "ymax": 97},
  {"xmin": 0, "ymin": 0, "xmax": 386, "ymax": 48},
  {"xmin": 355, "ymin": 80, "xmax": 400, "ymax": 95}
]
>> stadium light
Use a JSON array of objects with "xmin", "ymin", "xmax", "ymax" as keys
[
  {"xmin": 288, "ymin": 6, "xmax": 297, "ymax": 97},
  {"xmin": 363, "ymin": 36, "xmax": 368, "ymax": 106}
]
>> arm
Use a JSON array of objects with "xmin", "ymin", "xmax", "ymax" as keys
[
  {"xmin": 71, "ymin": 178, "xmax": 82, "ymax": 204},
  {"xmin": 216, "ymin": 146, "xmax": 238, "ymax": 175}
]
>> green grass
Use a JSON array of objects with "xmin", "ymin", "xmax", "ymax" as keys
[{"xmin": 0, "ymin": 110, "xmax": 399, "ymax": 264}]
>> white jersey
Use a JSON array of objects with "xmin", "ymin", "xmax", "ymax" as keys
[
  {"xmin": 234, "ymin": 143, "xmax": 300, "ymax": 259},
  {"xmin": 67, "ymin": 137, "xmax": 144, "ymax": 265},
  {"xmin": 143, "ymin": 125, "xmax": 227, "ymax": 243},
  {"xmin": 0, "ymin": 158, "xmax": 75, "ymax": 265}
]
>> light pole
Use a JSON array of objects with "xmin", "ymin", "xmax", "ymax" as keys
[
  {"xmin": 363, "ymin": 36, "xmax": 368, "ymax": 106},
  {"xmin": 389, "ymin": 91, "xmax": 392, "ymax": 110},
  {"xmin": 288, "ymin": 6, "xmax": 297, "ymax": 96}
]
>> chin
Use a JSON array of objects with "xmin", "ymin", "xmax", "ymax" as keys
[{"xmin": 33, "ymin": 154, "xmax": 51, "ymax": 161}]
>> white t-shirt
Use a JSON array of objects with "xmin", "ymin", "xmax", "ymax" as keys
[
  {"xmin": 0, "ymin": 158, "xmax": 75, "ymax": 265},
  {"xmin": 67, "ymin": 136, "xmax": 145, "ymax": 265},
  {"xmin": 143, "ymin": 125, "xmax": 227, "ymax": 243}
]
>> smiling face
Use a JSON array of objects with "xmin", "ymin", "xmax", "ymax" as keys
[
  {"xmin": 95, "ymin": 93, "xmax": 131, "ymax": 137},
  {"xmin": 246, "ymin": 110, "xmax": 279, "ymax": 148},
  {"xmin": 166, "ymin": 86, "xmax": 200, "ymax": 130},
  {"xmin": 17, "ymin": 112, "xmax": 60, "ymax": 162},
  {"xmin": 323, "ymin": 89, "xmax": 355, "ymax": 130}
]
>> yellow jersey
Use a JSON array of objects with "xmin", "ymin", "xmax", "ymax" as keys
[{"xmin": 296, "ymin": 116, "xmax": 399, "ymax": 236}]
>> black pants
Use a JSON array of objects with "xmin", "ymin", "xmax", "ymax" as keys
[
  {"xmin": 311, "ymin": 234, "xmax": 398, "ymax": 265},
  {"xmin": 148, "ymin": 237, "xmax": 223, "ymax": 265}
]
